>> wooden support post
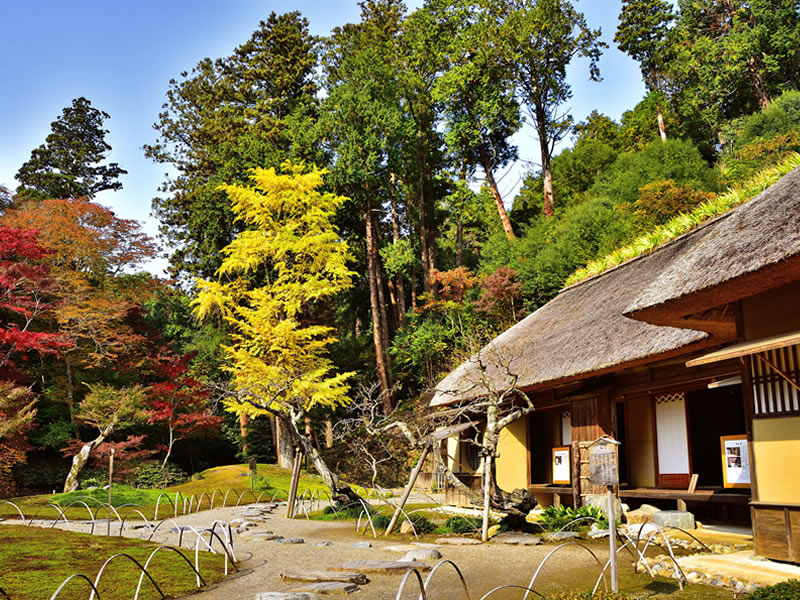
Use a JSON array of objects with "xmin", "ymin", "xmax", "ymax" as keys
[
  {"xmin": 677, "ymin": 499, "xmax": 687, "ymax": 511},
  {"xmin": 286, "ymin": 450, "xmax": 302, "ymax": 519},
  {"xmin": 608, "ymin": 485, "xmax": 618, "ymax": 593},
  {"xmin": 385, "ymin": 445, "xmax": 429, "ymax": 535},
  {"xmin": 107, "ymin": 449, "xmax": 115, "ymax": 536}
]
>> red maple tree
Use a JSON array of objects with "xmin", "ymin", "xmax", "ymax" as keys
[{"xmin": 147, "ymin": 352, "xmax": 222, "ymax": 467}]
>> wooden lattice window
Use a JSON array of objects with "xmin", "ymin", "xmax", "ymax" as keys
[{"xmin": 749, "ymin": 343, "xmax": 800, "ymax": 417}]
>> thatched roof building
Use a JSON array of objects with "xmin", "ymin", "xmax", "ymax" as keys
[{"xmin": 431, "ymin": 166, "xmax": 800, "ymax": 408}]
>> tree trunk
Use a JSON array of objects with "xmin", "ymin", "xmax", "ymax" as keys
[
  {"xmin": 388, "ymin": 278, "xmax": 400, "ymax": 330},
  {"xmin": 65, "ymin": 359, "xmax": 79, "ymax": 437},
  {"xmin": 365, "ymin": 197, "xmax": 393, "ymax": 412},
  {"xmin": 63, "ymin": 426, "xmax": 112, "ymax": 492},
  {"xmin": 276, "ymin": 416, "xmax": 294, "ymax": 468},
  {"xmin": 536, "ymin": 106, "xmax": 555, "ymax": 218},
  {"xmin": 283, "ymin": 412, "xmax": 361, "ymax": 506},
  {"xmin": 478, "ymin": 146, "xmax": 516, "ymax": 239},
  {"xmin": 162, "ymin": 426, "xmax": 175, "ymax": 469},
  {"xmin": 747, "ymin": 56, "xmax": 770, "ymax": 110},
  {"xmin": 657, "ymin": 108, "xmax": 667, "ymax": 142},
  {"xmin": 240, "ymin": 413, "xmax": 249, "ymax": 456},
  {"xmin": 324, "ymin": 419, "xmax": 334, "ymax": 449},
  {"xmin": 417, "ymin": 178, "xmax": 432, "ymax": 295},
  {"xmin": 410, "ymin": 263, "xmax": 418, "ymax": 312},
  {"xmin": 389, "ymin": 186, "xmax": 407, "ymax": 326}
]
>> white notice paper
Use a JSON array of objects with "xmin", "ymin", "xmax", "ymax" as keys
[{"xmin": 722, "ymin": 437, "xmax": 750, "ymax": 486}]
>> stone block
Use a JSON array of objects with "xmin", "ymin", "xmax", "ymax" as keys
[
  {"xmin": 256, "ymin": 593, "xmax": 319, "ymax": 600},
  {"xmin": 625, "ymin": 510, "xmax": 655, "ymax": 525},
  {"xmin": 490, "ymin": 532, "xmax": 542, "ymax": 546},
  {"xmin": 584, "ymin": 494, "xmax": 623, "ymax": 519},
  {"xmin": 653, "ymin": 510, "xmax": 696, "ymax": 530},
  {"xmin": 401, "ymin": 548, "xmax": 442, "ymax": 561}
]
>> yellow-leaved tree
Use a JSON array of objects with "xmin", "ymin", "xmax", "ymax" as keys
[{"xmin": 193, "ymin": 161, "xmax": 358, "ymax": 501}]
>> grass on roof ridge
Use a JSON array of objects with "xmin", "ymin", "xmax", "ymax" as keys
[{"xmin": 565, "ymin": 153, "xmax": 800, "ymax": 287}]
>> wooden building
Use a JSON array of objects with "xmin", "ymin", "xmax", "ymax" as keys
[{"xmin": 432, "ymin": 167, "xmax": 800, "ymax": 561}]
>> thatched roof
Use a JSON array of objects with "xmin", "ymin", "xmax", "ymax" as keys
[
  {"xmin": 432, "ymin": 166, "xmax": 800, "ymax": 408},
  {"xmin": 626, "ymin": 166, "xmax": 800, "ymax": 323},
  {"xmin": 430, "ymin": 241, "xmax": 711, "ymax": 407}
]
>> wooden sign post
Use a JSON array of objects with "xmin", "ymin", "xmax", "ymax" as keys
[{"xmin": 588, "ymin": 437, "xmax": 620, "ymax": 593}]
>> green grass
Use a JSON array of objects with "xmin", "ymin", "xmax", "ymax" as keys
[
  {"xmin": 1, "ymin": 463, "xmax": 332, "ymax": 522},
  {"xmin": 0, "ymin": 525, "xmax": 227, "ymax": 600},
  {"xmin": 566, "ymin": 153, "xmax": 800, "ymax": 286}
]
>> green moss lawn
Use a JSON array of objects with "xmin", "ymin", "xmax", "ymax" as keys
[{"xmin": 0, "ymin": 525, "xmax": 227, "ymax": 600}]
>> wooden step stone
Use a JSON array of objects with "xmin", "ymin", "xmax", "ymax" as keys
[
  {"xmin": 290, "ymin": 582, "xmax": 360, "ymax": 595},
  {"xmin": 332, "ymin": 561, "xmax": 430, "ymax": 574},
  {"xmin": 281, "ymin": 571, "xmax": 369, "ymax": 585}
]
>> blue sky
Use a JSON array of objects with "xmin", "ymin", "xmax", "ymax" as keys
[{"xmin": 0, "ymin": 0, "xmax": 644, "ymax": 276}]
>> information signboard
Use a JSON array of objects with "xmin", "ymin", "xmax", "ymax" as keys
[
  {"xmin": 720, "ymin": 434, "xmax": 750, "ymax": 488},
  {"xmin": 589, "ymin": 438, "xmax": 619, "ymax": 486},
  {"xmin": 552, "ymin": 446, "xmax": 570, "ymax": 484}
]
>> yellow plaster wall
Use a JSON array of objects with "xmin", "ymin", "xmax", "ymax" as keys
[
  {"xmin": 496, "ymin": 415, "xmax": 530, "ymax": 492},
  {"xmin": 752, "ymin": 417, "xmax": 800, "ymax": 504}
]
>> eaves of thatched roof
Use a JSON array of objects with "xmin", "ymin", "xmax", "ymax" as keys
[
  {"xmin": 430, "ymin": 241, "xmax": 712, "ymax": 407},
  {"xmin": 625, "ymin": 166, "xmax": 800, "ymax": 324},
  {"xmin": 431, "ymin": 167, "xmax": 800, "ymax": 409}
]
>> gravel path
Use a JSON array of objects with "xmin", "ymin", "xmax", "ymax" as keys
[
  {"xmin": 16, "ymin": 503, "xmax": 626, "ymax": 600},
  {"xmin": 118, "ymin": 504, "xmax": 616, "ymax": 600}
]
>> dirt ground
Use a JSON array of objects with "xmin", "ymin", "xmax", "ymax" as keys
[{"xmin": 20, "ymin": 505, "xmax": 737, "ymax": 600}]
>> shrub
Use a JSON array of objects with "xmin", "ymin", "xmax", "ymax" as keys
[
  {"xmin": 371, "ymin": 514, "xmax": 391, "ymax": 530},
  {"xmin": 589, "ymin": 139, "xmax": 718, "ymax": 206},
  {"xmin": 406, "ymin": 514, "xmax": 436, "ymax": 534},
  {"xmin": 632, "ymin": 180, "xmax": 716, "ymax": 227},
  {"xmin": 133, "ymin": 462, "xmax": 188, "ymax": 489},
  {"xmin": 539, "ymin": 505, "xmax": 608, "ymax": 532},
  {"xmin": 444, "ymin": 516, "xmax": 482, "ymax": 534},
  {"xmin": 748, "ymin": 579, "xmax": 800, "ymax": 600}
]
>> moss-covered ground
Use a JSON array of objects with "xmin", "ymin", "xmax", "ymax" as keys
[
  {"xmin": 0, "ymin": 463, "xmax": 331, "ymax": 521},
  {"xmin": 0, "ymin": 525, "xmax": 227, "ymax": 600}
]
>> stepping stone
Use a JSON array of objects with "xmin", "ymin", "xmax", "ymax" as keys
[
  {"xmin": 543, "ymin": 531, "xmax": 580, "ymax": 542},
  {"xmin": 256, "ymin": 593, "xmax": 319, "ymax": 600},
  {"xmin": 352, "ymin": 541, "xmax": 371, "ymax": 549},
  {"xmin": 490, "ymin": 532, "xmax": 542, "ymax": 546},
  {"xmin": 401, "ymin": 548, "xmax": 442, "ymax": 561},
  {"xmin": 277, "ymin": 537, "xmax": 305, "ymax": 544},
  {"xmin": 332, "ymin": 561, "xmax": 430, "ymax": 574},
  {"xmin": 281, "ymin": 571, "xmax": 369, "ymax": 585},
  {"xmin": 315, "ymin": 541, "xmax": 333, "ymax": 547},
  {"xmin": 253, "ymin": 534, "xmax": 284, "ymax": 541},
  {"xmin": 385, "ymin": 543, "xmax": 441, "ymax": 553},
  {"xmin": 435, "ymin": 537, "xmax": 482, "ymax": 545},
  {"xmin": 588, "ymin": 529, "xmax": 610, "ymax": 539},
  {"xmin": 290, "ymin": 583, "xmax": 360, "ymax": 595}
]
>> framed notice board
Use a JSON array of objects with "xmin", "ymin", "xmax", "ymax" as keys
[
  {"xmin": 552, "ymin": 446, "xmax": 571, "ymax": 484},
  {"xmin": 720, "ymin": 434, "xmax": 751, "ymax": 488}
]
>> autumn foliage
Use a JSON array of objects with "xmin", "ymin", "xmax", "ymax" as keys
[{"xmin": 146, "ymin": 352, "xmax": 222, "ymax": 466}]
